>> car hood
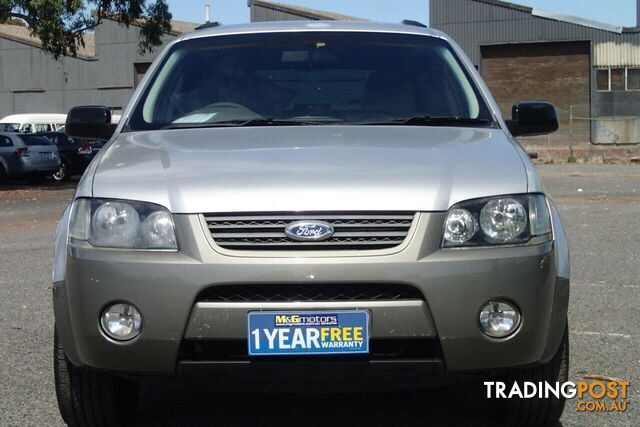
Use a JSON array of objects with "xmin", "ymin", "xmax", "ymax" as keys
[{"xmin": 92, "ymin": 126, "xmax": 527, "ymax": 213}]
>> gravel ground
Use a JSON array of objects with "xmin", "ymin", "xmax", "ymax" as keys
[{"xmin": 0, "ymin": 164, "xmax": 638, "ymax": 426}]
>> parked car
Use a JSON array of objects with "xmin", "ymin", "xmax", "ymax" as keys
[
  {"xmin": 0, "ymin": 132, "xmax": 59, "ymax": 183},
  {"xmin": 0, "ymin": 113, "xmax": 67, "ymax": 133},
  {"xmin": 36, "ymin": 132, "xmax": 104, "ymax": 181},
  {"xmin": 53, "ymin": 21, "xmax": 569, "ymax": 426}
]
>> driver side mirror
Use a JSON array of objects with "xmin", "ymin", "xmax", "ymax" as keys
[
  {"xmin": 506, "ymin": 101, "xmax": 558, "ymax": 137},
  {"xmin": 65, "ymin": 106, "xmax": 117, "ymax": 141}
]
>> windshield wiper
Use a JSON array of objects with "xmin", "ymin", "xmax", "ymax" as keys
[
  {"xmin": 161, "ymin": 118, "xmax": 326, "ymax": 130},
  {"xmin": 355, "ymin": 116, "xmax": 494, "ymax": 127}
]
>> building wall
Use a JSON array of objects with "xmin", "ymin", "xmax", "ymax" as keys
[
  {"xmin": 250, "ymin": 0, "xmax": 363, "ymax": 22},
  {"xmin": 481, "ymin": 41, "xmax": 591, "ymax": 141},
  {"xmin": 430, "ymin": 0, "xmax": 640, "ymax": 67},
  {"xmin": 251, "ymin": 4, "xmax": 315, "ymax": 22},
  {"xmin": 430, "ymin": 0, "xmax": 640, "ymax": 121},
  {"xmin": 93, "ymin": 19, "xmax": 176, "ymax": 91},
  {"xmin": 0, "ymin": 36, "xmax": 93, "ymax": 116},
  {"xmin": 0, "ymin": 20, "xmax": 178, "ymax": 119}
]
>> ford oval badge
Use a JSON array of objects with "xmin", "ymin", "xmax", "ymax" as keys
[{"xmin": 285, "ymin": 221, "xmax": 334, "ymax": 242}]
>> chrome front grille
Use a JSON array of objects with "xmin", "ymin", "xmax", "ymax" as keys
[{"xmin": 204, "ymin": 212, "xmax": 416, "ymax": 250}]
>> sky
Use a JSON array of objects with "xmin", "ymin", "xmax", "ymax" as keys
[{"xmin": 165, "ymin": 0, "xmax": 637, "ymax": 27}]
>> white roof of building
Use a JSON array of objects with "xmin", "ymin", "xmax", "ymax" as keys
[{"xmin": 470, "ymin": 0, "xmax": 637, "ymax": 34}]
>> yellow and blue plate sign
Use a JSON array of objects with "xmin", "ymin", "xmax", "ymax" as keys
[{"xmin": 248, "ymin": 310, "xmax": 370, "ymax": 356}]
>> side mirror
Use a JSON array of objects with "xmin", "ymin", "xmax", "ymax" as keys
[
  {"xmin": 506, "ymin": 101, "xmax": 558, "ymax": 137},
  {"xmin": 65, "ymin": 106, "xmax": 117, "ymax": 141}
]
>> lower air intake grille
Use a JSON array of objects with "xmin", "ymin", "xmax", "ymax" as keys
[
  {"xmin": 204, "ymin": 212, "xmax": 416, "ymax": 250},
  {"xmin": 197, "ymin": 283, "xmax": 425, "ymax": 303},
  {"xmin": 178, "ymin": 338, "xmax": 442, "ymax": 361}
]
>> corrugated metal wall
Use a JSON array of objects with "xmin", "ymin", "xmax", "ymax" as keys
[
  {"xmin": 594, "ymin": 41, "xmax": 640, "ymax": 67},
  {"xmin": 0, "ymin": 20, "xmax": 177, "ymax": 118},
  {"xmin": 94, "ymin": 20, "xmax": 176, "ymax": 89},
  {"xmin": 249, "ymin": 1, "xmax": 364, "ymax": 22},
  {"xmin": 251, "ymin": 4, "xmax": 316, "ymax": 22},
  {"xmin": 430, "ymin": 0, "xmax": 640, "ymax": 68},
  {"xmin": 431, "ymin": 0, "xmax": 640, "ymax": 121}
]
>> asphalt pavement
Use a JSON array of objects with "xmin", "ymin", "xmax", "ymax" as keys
[{"xmin": 0, "ymin": 164, "xmax": 638, "ymax": 426}]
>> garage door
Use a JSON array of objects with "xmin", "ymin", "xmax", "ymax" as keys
[{"xmin": 481, "ymin": 41, "xmax": 590, "ymax": 143}]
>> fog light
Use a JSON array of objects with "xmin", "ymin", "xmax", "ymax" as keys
[
  {"xmin": 479, "ymin": 301, "xmax": 520, "ymax": 338},
  {"xmin": 100, "ymin": 303, "xmax": 142, "ymax": 341}
]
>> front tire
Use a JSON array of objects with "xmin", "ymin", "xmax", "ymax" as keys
[
  {"xmin": 54, "ymin": 330, "xmax": 139, "ymax": 426},
  {"xmin": 52, "ymin": 161, "xmax": 70, "ymax": 181},
  {"xmin": 493, "ymin": 325, "xmax": 569, "ymax": 426}
]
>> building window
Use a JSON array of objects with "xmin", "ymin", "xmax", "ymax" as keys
[
  {"xmin": 627, "ymin": 68, "xmax": 640, "ymax": 91},
  {"xmin": 596, "ymin": 69, "xmax": 609, "ymax": 91},
  {"xmin": 597, "ymin": 67, "xmax": 640, "ymax": 92},
  {"xmin": 610, "ymin": 68, "xmax": 625, "ymax": 91},
  {"xmin": 134, "ymin": 62, "xmax": 152, "ymax": 88}
]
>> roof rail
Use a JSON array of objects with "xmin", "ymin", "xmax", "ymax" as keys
[
  {"xmin": 195, "ymin": 21, "xmax": 221, "ymax": 30},
  {"xmin": 401, "ymin": 19, "xmax": 427, "ymax": 28}
]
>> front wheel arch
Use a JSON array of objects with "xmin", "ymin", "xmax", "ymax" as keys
[{"xmin": 53, "ymin": 204, "xmax": 71, "ymax": 283}]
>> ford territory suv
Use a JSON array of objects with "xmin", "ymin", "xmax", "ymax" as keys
[{"xmin": 53, "ymin": 21, "xmax": 570, "ymax": 426}]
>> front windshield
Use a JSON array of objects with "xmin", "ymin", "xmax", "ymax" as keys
[{"xmin": 129, "ymin": 32, "xmax": 493, "ymax": 130}]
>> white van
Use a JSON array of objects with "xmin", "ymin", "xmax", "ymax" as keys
[{"xmin": 0, "ymin": 113, "xmax": 67, "ymax": 133}]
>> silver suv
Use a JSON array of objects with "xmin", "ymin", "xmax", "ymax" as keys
[{"xmin": 53, "ymin": 21, "xmax": 569, "ymax": 426}]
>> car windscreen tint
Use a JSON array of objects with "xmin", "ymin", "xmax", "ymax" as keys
[
  {"xmin": 128, "ymin": 32, "xmax": 492, "ymax": 130},
  {"xmin": 19, "ymin": 134, "xmax": 54, "ymax": 146},
  {"xmin": 0, "ymin": 123, "xmax": 20, "ymax": 132}
]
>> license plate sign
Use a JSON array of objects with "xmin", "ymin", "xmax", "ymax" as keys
[
  {"xmin": 248, "ymin": 310, "xmax": 369, "ymax": 356},
  {"xmin": 40, "ymin": 152, "xmax": 52, "ymax": 159}
]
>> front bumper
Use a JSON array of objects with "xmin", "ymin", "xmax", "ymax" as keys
[{"xmin": 54, "ymin": 213, "xmax": 569, "ymax": 375}]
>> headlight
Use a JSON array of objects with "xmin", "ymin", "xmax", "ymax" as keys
[
  {"xmin": 69, "ymin": 198, "xmax": 177, "ymax": 250},
  {"xmin": 141, "ymin": 211, "xmax": 177, "ymax": 248},
  {"xmin": 443, "ymin": 209, "xmax": 477, "ymax": 243},
  {"xmin": 480, "ymin": 198, "xmax": 527, "ymax": 243},
  {"xmin": 442, "ymin": 194, "xmax": 551, "ymax": 248},
  {"xmin": 92, "ymin": 202, "xmax": 140, "ymax": 247}
]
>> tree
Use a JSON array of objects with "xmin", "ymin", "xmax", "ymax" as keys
[{"xmin": 0, "ymin": 1, "xmax": 172, "ymax": 58}]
